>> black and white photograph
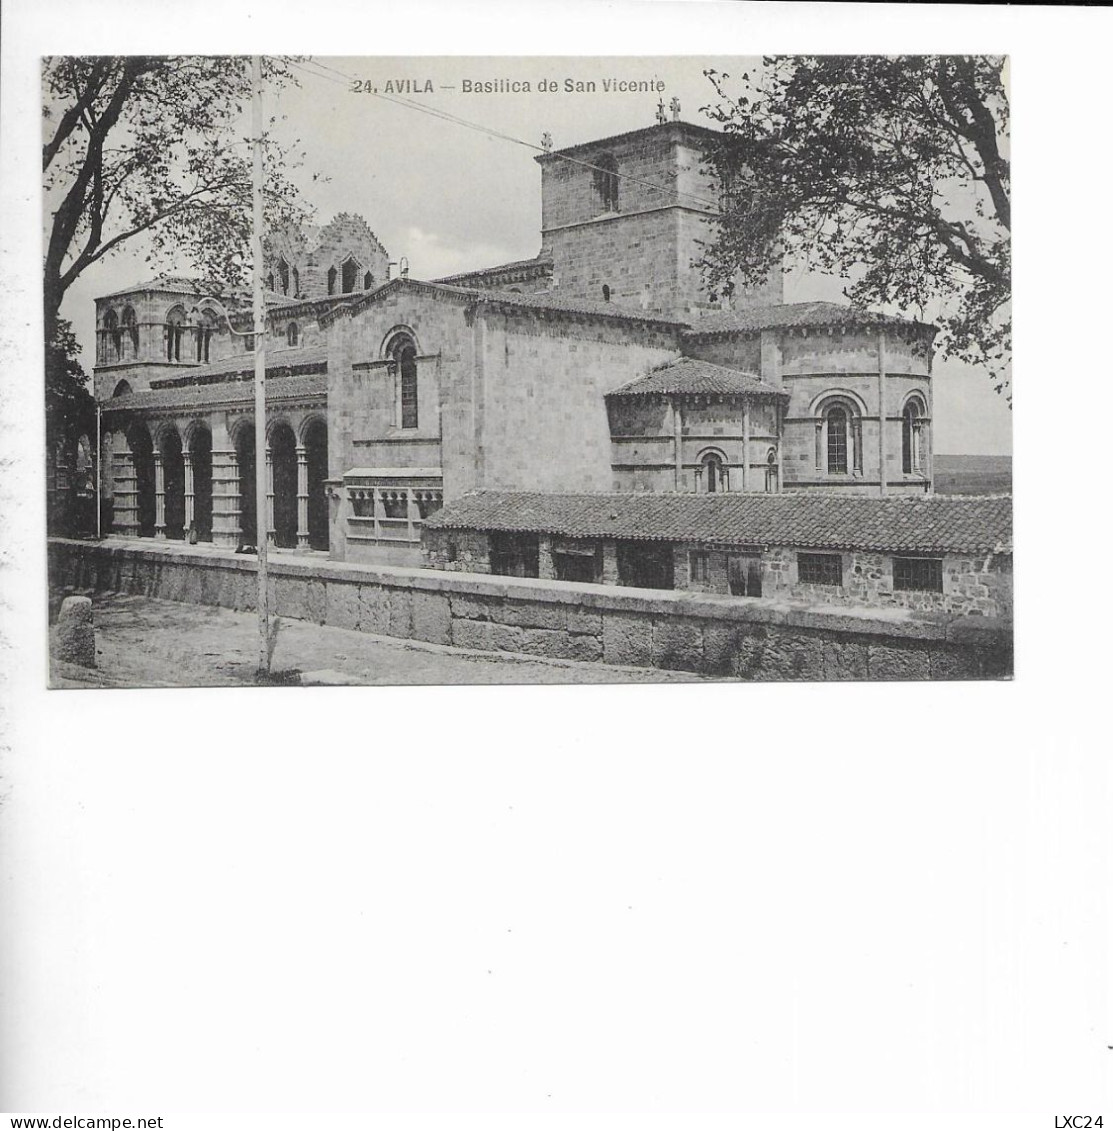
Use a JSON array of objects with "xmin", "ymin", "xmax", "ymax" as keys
[{"xmin": 42, "ymin": 52, "xmax": 1013, "ymax": 686}]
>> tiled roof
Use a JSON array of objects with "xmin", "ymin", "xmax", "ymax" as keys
[
  {"xmin": 426, "ymin": 490, "xmax": 1013, "ymax": 555},
  {"xmin": 435, "ymin": 252, "xmax": 553, "ymax": 285},
  {"xmin": 102, "ymin": 371, "xmax": 326, "ymax": 413},
  {"xmin": 608, "ymin": 357, "xmax": 787, "ymax": 399},
  {"xmin": 323, "ymin": 276, "xmax": 688, "ymax": 329},
  {"xmin": 145, "ymin": 344, "xmax": 328, "ymax": 389},
  {"xmin": 473, "ymin": 287, "xmax": 686, "ymax": 326},
  {"xmin": 684, "ymin": 301, "xmax": 934, "ymax": 337}
]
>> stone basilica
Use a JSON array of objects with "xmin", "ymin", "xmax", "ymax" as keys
[{"xmin": 91, "ymin": 114, "xmax": 1009, "ymax": 617}]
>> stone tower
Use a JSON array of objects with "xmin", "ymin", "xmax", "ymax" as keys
[{"xmin": 536, "ymin": 119, "xmax": 783, "ymax": 320}]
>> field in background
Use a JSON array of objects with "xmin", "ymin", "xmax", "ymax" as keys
[{"xmin": 933, "ymin": 454, "xmax": 1012, "ymax": 495}]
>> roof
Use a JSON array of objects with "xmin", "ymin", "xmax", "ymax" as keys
[
  {"xmin": 321, "ymin": 276, "xmax": 688, "ymax": 330},
  {"xmin": 103, "ymin": 370, "xmax": 326, "ymax": 413},
  {"xmin": 146, "ymin": 344, "xmax": 328, "ymax": 389},
  {"xmin": 536, "ymin": 119, "xmax": 722, "ymax": 162},
  {"xmin": 426, "ymin": 491, "xmax": 1013, "ymax": 556},
  {"xmin": 608, "ymin": 357, "xmax": 787, "ymax": 399},
  {"xmin": 684, "ymin": 301, "xmax": 935, "ymax": 337},
  {"xmin": 434, "ymin": 252, "xmax": 553, "ymax": 286}
]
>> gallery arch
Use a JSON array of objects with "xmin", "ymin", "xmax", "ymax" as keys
[
  {"xmin": 303, "ymin": 417, "xmax": 329, "ymax": 551},
  {"xmin": 158, "ymin": 426, "xmax": 186, "ymax": 539},
  {"xmin": 188, "ymin": 424, "xmax": 214, "ymax": 541}
]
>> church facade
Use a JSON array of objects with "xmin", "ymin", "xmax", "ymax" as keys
[{"xmin": 92, "ymin": 114, "xmax": 999, "ymax": 616}]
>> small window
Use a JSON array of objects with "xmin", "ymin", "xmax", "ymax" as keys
[
  {"xmin": 277, "ymin": 258, "xmax": 290, "ymax": 295},
  {"xmin": 341, "ymin": 257, "xmax": 359, "ymax": 294},
  {"xmin": 364, "ymin": 271, "xmax": 374, "ymax": 290},
  {"xmin": 555, "ymin": 552, "xmax": 598, "ymax": 584},
  {"xmin": 690, "ymin": 551, "xmax": 710, "ymax": 583},
  {"xmin": 327, "ymin": 266, "xmax": 338, "ymax": 295},
  {"xmin": 798, "ymin": 552, "xmax": 843, "ymax": 586},
  {"xmin": 893, "ymin": 557, "xmax": 943, "ymax": 593},
  {"xmin": 381, "ymin": 492, "xmax": 408, "ymax": 520},
  {"xmin": 700, "ymin": 452, "xmax": 726, "ymax": 494},
  {"xmin": 827, "ymin": 408, "xmax": 848, "ymax": 474},
  {"xmin": 244, "ymin": 333, "xmax": 255, "ymax": 352},
  {"xmin": 287, "ymin": 322, "xmax": 299, "ymax": 347},
  {"xmin": 292, "ymin": 267, "xmax": 300, "ymax": 297},
  {"xmin": 593, "ymin": 152, "xmax": 619, "ymax": 212}
]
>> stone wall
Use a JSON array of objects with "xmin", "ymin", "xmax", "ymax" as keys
[{"xmin": 49, "ymin": 539, "xmax": 1012, "ymax": 680}]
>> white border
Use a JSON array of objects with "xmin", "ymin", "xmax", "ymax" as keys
[{"xmin": 3, "ymin": 0, "xmax": 1110, "ymax": 1117}]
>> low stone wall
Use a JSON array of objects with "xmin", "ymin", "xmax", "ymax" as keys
[{"xmin": 48, "ymin": 538, "xmax": 1013, "ymax": 680}]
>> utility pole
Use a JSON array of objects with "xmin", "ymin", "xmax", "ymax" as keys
[{"xmin": 252, "ymin": 54, "xmax": 270, "ymax": 675}]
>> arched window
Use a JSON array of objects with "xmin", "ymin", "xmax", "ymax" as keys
[
  {"xmin": 327, "ymin": 266, "xmax": 337, "ymax": 295},
  {"xmin": 276, "ymin": 257, "xmax": 290, "ymax": 295},
  {"xmin": 165, "ymin": 306, "xmax": 186, "ymax": 362},
  {"xmin": 388, "ymin": 334, "xmax": 419, "ymax": 430},
  {"xmin": 815, "ymin": 397, "xmax": 863, "ymax": 477},
  {"xmin": 341, "ymin": 256, "xmax": 359, "ymax": 294},
  {"xmin": 195, "ymin": 311, "xmax": 216, "ymax": 363},
  {"xmin": 103, "ymin": 309, "xmax": 120, "ymax": 362},
  {"xmin": 112, "ymin": 379, "xmax": 132, "ymax": 398},
  {"xmin": 902, "ymin": 399, "xmax": 926, "ymax": 474},
  {"xmin": 266, "ymin": 272, "xmax": 275, "ymax": 293},
  {"xmin": 287, "ymin": 322, "xmax": 299, "ymax": 347},
  {"xmin": 121, "ymin": 306, "xmax": 138, "ymax": 359},
  {"xmin": 699, "ymin": 452, "xmax": 727, "ymax": 493},
  {"xmin": 593, "ymin": 152, "xmax": 619, "ymax": 212},
  {"xmin": 363, "ymin": 271, "xmax": 374, "ymax": 290},
  {"xmin": 602, "ymin": 284, "xmax": 611, "ymax": 302},
  {"xmin": 292, "ymin": 267, "xmax": 300, "ymax": 297}
]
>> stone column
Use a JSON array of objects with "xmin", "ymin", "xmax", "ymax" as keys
[
  {"xmin": 265, "ymin": 446, "xmax": 276, "ymax": 545},
  {"xmin": 672, "ymin": 398, "xmax": 683, "ymax": 490},
  {"xmin": 112, "ymin": 447, "xmax": 139, "ymax": 537},
  {"xmin": 153, "ymin": 452, "xmax": 166, "ymax": 538},
  {"xmin": 210, "ymin": 416, "xmax": 240, "ymax": 548},
  {"xmin": 296, "ymin": 445, "xmax": 310, "ymax": 550},
  {"xmin": 183, "ymin": 451, "xmax": 195, "ymax": 533},
  {"xmin": 601, "ymin": 541, "xmax": 619, "ymax": 586},
  {"xmin": 741, "ymin": 401, "xmax": 751, "ymax": 493},
  {"xmin": 405, "ymin": 488, "xmax": 417, "ymax": 543},
  {"xmin": 878, "ymin": 330, "xmax": 888, "ymax": 495},
  {"xmin": 538, "ymin": 535, "xmax": 555, "ymax": 580}
]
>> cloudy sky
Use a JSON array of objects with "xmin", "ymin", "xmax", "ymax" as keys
[{"xmin": 60, "ymin": 55, "xmax": 1012, "ymax": 455}]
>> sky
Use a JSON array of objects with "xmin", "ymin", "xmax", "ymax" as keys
[{"xmin": 57, "ymin": 55, "xmax": 1013, "ymax": 455}]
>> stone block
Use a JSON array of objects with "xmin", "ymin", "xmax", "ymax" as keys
[
  {"xmin": 567, "ymin": 608, "xmax": 603, "ymax": 636},
  {"xmin": 822, "ymin": 638, "xmax": 871, "ymax": 680},
  {"xmin": 602, "ymin": 611, "xmax": 653, "ymax": 668},
  {"xmin": 702, "ymin": 622, "xmax": 748, "ymax": 676},
  {"xmin": 54, "ymin": 596, "xmax": 95, "ymax": 668},
  {"xmin": 652, "ymin": 617, "xmax": 704, "ymax": 672},
  {"xmin": 498, "ymin": 600, "xmax": 566, "ymax": 631},
  {"xmin": 867, "ymin": 642, "xmax": 932, "ymax": 681},
  {"xmin": 273, "ymin": 576, "xmax": 310, "ymax": 620},
  {"xmin": 928, "ymin": 645, "xmax": 981, "ymax": 681},
  {"xmin": 359, "ymin": 585, "xmax": 391, "ymax": 636},
  {"xmin": 325, "ymin": 580, "xmax": 361, "ymax": 631},
  {"xmin": 306, "ymin": 579, "xmax": 327, "ymax": 625},
  {"xmin": 388, "ymin": 588, "xmax": 413, "ymax": 639},
  {"xmin": 450, "ymin": 593, "xmax": 499, "ymax": 621},
  {"xmin": 411, "ymin": 591, "xmax": 452, "ymax": 646}
]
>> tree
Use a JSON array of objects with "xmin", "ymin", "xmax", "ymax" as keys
[
  {"xmin": 42, "ymin": 55, "xmax": 310, "ymax": 341},
  {"xmin": 699, "ymin": 57, "xmax": 1011, "ymax": 397}
]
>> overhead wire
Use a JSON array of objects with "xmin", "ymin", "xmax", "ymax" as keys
[{"xmin": 283, "ymin": 55, "xmax": 724, "ymax": 214}]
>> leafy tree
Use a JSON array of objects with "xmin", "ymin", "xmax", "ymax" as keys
[
  {"xmin": 42, "ymin": 55, "xmax": 309, "ymax": 341},
  {"xmin": 700, "ymin": 56, "xmax": 1011, "ymax": 397}
]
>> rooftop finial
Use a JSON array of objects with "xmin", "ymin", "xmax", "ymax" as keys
[
  {"xmin": 655, "ymin": 98, "xmax": 667, "ymax": 125},
  {"xmin": 670, "ymin": 96, "xmax": 681, "ymax": 122},
  {"xmin": 541, "ymin": 131, "xmax": 553, "ymax": 152}
]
